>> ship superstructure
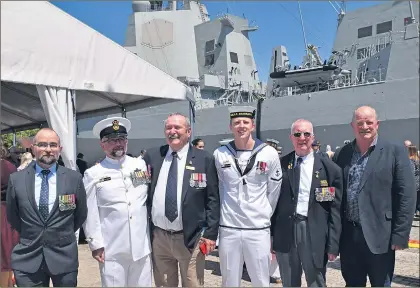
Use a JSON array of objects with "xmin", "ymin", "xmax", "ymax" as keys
[{"xmin": 76, "ymin": 1, "xmax": 419, "ymax": 164}]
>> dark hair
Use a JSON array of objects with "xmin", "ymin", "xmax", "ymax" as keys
[{"xmin": 192, "ymin": 138, "xmax": 203, "ymax": 146}]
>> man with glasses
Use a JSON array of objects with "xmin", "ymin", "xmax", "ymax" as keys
[
  {"xmin": 213, "ymin": 106, "xmax": 282, "ymax": 287},
  {"xmin": 6, "ymin": 128, "xmax": 87, "ymax": 287},
  {"xmin": 271, "ymin": 119, "xmax": 343, "ymax": 287},
  {"xmin": 82, "ymin": 117, "xmax": 152, "ymax": 287}
]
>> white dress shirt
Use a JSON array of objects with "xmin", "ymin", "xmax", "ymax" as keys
[
  {"xmin": 35, "ymin": 163, "xmax": 57, "ymax": 213},
  {"xmin": 295, "ymin": 151, "xmax": 314, "ymax": 217},
  {"xmin": 152, "ymin": 143, "xmax": 189, "ymax": 231}
]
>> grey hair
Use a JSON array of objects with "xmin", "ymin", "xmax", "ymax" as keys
[
  {"xmin": 290, "ymin": 119, "xmax": 314, "ymax": 134},
  {"xmin": 164, "ymin": 113, "xmax": 191, "ymax": 128}
]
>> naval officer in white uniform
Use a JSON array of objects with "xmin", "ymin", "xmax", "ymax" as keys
[
  {"xmin": 82, "ymin": 117, "xmax": 152, "ymax": 287},
  {"xmin": 213, "ymin": 106, "xmax": 283, "ymax": 287}
]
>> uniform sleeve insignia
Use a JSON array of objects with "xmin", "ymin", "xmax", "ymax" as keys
[{"xmin": 112, "ymin": 120, "xmax": 119, "ymax": 130}]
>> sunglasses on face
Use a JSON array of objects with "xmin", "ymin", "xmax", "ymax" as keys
[{"xmin": 293, "ymin": 132, "xmax": 313, "ymax": 138}]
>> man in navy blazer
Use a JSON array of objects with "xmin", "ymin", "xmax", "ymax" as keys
[
  {"xmin": 7, "ymin": 128, "xmax": 87, "ymax": 287},
  {"xmin": 333, "ymin": 106, "xmax": 415, "ymax": 287}
]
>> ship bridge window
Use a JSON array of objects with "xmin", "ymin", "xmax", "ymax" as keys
[
  {"xmin": 205, "ymin": 54, "xmax": 214, "ymax": 66},
  {"xmin": 230, "ymin": 52, "xmax": 239, "ymax": 63},
  {"xmin": 377, "ymin": 21, "xmax": 392, "ymax": 34},
  {"xmin": 358, "ymin": 26, "xmax": 372, "ymax": 38},
  {"xmin": 404, "ymin": 17, "xmax": 414, "ymax": 26},
  {"xmin": 205, "ymin": 40, "xmax": 215, "ymax": 53}
]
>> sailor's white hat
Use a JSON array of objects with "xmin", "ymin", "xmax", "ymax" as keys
[
  {"xmin": 266, "ymin": 138, "xmax": 279, "ymax": 145},
  {"xmin": 228, "ymin": 105, "xmax": 256, "ymax": 119},
  {"xmin": 92, "ymin": 117, "xmax": 132, "ymax": 139}
]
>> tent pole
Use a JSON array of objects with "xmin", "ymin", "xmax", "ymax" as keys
[
  {"xmin": 122, "ymin": 106, "xmax": 127, "ymax": 118},
  {"xmin": 13, "ymin": 130, "xmax": 17, "ymax": 146},
  {"xmin": 72, "ymin": 90, "xmax": 80, "ymax": 245}
]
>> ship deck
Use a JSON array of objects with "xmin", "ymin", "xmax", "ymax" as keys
[{"xmin": 76, "ymin": 217, "xmax": 420, "ymax": 287}]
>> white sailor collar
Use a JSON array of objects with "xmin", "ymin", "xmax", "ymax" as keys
[{"xmin": 104, "ymin": 155, "xmax": 127, "ymax": 166}]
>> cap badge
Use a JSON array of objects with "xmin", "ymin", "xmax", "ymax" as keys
[{"xmin": 112, "ymin": 120, "xmax": 119, "ymax": 131}]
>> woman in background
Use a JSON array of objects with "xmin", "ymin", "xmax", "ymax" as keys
[
  {"xmin": 408, "ymin": 145, "xmax": 420, "ymax": 217},
  {"xmin": 17, "ymin": 152, "xmax": 33, "ymax": 171},
  {"xmin": 0, "ymin": 141, "xmax": 19, "ymax": 287}
]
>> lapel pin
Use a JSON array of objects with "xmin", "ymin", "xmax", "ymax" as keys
[{"xmin": 315, "ymin": 171, "xmax": 320, "ymax": 178}]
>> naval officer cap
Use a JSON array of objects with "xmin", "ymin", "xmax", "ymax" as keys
[
  {"xmin": 92, "ymin": 117, "xmax": 132, "ymax": 139},
  {"xmin": 228, "ymin": 106, "xmax": 256, "ymax": 119}
]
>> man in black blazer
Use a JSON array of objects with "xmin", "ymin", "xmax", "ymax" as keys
[
  {"xmin": 143, "ymin": 112, "xmax": 220, "ymax": 287},
  {"xmin": 271, "ymin": 119, "xmax": 343, "ymax": 287},
  {"xmin": 333, "ymin": 106, "xmax": 416, "ymax": 287},
  {"xmin": 6, "ymin": 128, "xmax": 87, "ymax": 287}
]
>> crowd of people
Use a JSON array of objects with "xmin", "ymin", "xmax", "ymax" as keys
[{"xmin": 0, "ymin": 104, "xmax": 418, "ymax": 287}]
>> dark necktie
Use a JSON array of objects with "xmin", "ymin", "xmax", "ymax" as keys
[
  {"xmin": 294, "ymin": 157, "xmax": 303, "ymax": 194},
  {"xmin": 39, "ymin": 169, "xmax": 51, "ymax": 220},
  {"xmin": 165, "ymin": 152, "xmax": 178, "ymax": 222}
]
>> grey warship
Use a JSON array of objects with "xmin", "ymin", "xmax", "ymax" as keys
[{"xmin": 77, "ymin": 1, "xmax": 419, "ymax": 164}]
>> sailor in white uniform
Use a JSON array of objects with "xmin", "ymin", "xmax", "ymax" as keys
[
  {"xmin": 213, "ymin": 106, "xmax": 283, "ymax": 287},
  {"xmin": 82, "ymin": 117, "xmax": 152, "ymax": 287}
]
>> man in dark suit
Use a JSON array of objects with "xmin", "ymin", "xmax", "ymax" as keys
[
  {"xmin": 333, "ymin": 106, "xmax": 415, "ymax": 287},
  {"xmin": 312, "ymin": 139, "xmax": 329, "ymax": 158},
  {"xmin": 76, "ymin": 153, "xmax": 88, "ymax": 175},
  {"xmin": 271, "ymin": 119, "xmax": 343, "ymax": 287},
  {"xmin": 143, "ymin": 112, "xmax": 220, "ymax": 287},
  {"xmin": 6, "ymin": 128, "xmax": 88, "ymax": 287}
]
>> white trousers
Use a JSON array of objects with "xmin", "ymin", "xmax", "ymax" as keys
[
  {"xmin": 99, "ymin": 254, "xmax": 152, "ymax": 287},
  {"xmin": 219, "ymin": 227, "xmax": 271, "ymax": 287}
]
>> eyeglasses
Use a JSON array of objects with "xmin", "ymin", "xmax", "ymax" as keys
[
  {"xmin": 33, "ymin": 142, "xmax": 60, "ymax": 149},
  {"xmin": 102, "ymin": 136, "xmax": 127, "ymax": 145},
  {"xmin": 293, "ymin": 132, "xmax": 313, "ymax": 138}
]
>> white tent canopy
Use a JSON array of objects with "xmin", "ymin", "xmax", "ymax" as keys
[{"xmin": 1, "ymin": 1, "xmax": 194, "ymax": 169}]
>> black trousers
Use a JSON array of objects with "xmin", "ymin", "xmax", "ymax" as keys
[
  {"xmin": 340, "ymin": 221, "xmax": 395, "ymax": 287},
  {"xmin": 14, "ymin": 259, "xmax": 77, "ymax": 287}
]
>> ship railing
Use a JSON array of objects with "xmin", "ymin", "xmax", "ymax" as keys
[{"xmin": 328, "ymin": 67, "xmax": 386, "ymax": 90}]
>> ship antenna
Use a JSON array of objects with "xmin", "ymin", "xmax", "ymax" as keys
[
  {"xmin": 409, "ymin": 1, "xmax": 417, "ymax": 23},
  {"xmin": 297, "ymin": 1, "xmax": 309, "ymax": 57}
]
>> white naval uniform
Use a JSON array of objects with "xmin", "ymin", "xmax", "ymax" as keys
[
  {"xmin": 213, "ymin": 141, "xmax": 283, "ymax": 287},
  {"xmin": 82, "ymin": 155, "xmax": 152, "ymax": 287}
]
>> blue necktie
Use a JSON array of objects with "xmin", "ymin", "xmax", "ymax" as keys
[
  {"xmin": 39, "ymin": 169, "xmax": 50, "ymax": 220},
  {"xmin": 165, "ymin": 152, "xmax": 178, "ymax": 222}
]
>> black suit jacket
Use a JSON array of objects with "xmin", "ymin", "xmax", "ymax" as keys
[
  {"xmin": 271, "ymin": 151, "xmax": 343, "ymax": 268},
  {"xmin": 6, "ymin": 161, "xmax": 87, "ymax": 274},
  {"xmin": 144, "ymin": 144, "xmax": 220, "ymax": 249},
  {"xmin": 333, "ymin": 138, "xmax": 416, "ymax": 254}
]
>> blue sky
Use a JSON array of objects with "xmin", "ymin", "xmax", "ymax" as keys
[{"xmin": 52, "ymin": 1, "xmax": 381, "ymax": 82}]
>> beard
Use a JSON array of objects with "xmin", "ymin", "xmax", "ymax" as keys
[
  {"xmin": 38, "ymin": 154, "xmax": 57, "ymax": 166},
  {"xmin": 110, "ymin": 146, "xmax": 125, "ymax": 158}
]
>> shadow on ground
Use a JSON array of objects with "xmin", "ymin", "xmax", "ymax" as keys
[{"xmin": 205, "ymin": 250, "xmax": 251, "ymax": 282}]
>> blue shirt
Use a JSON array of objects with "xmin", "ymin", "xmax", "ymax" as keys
[
  {"xmin": 35, "ymin": 163, "xmax": 57, "ymax": 212},
  {"xmin": 346, "ymin": 137, "xmax": 378, "ymax": 223}
]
